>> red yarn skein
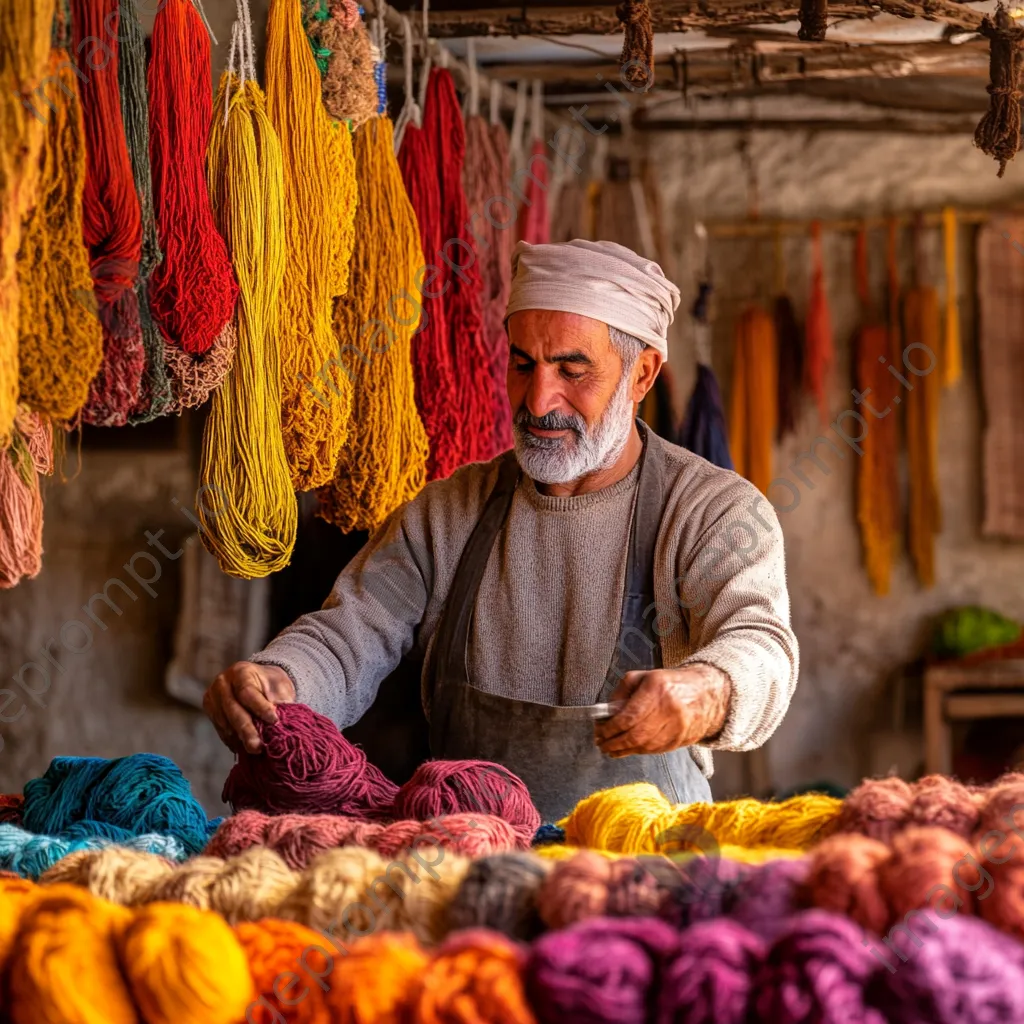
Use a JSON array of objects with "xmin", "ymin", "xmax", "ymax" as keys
[
  {"xmin": 835, "ymin": 776, "xmax": 913, "ymax": 843},
  {"xmin": 908, "ymin": 775, "xmax": 979, "ymax": 837},
  {"xmin": 805, "ymin": 834, "xmax": 890, "ymax": 933},
  {"xmin": 221, "ymin": 703, "xmax": 398, "ymax": 818},
  {"xmin": 393, "ymin": 761, "xmax": 540, "ymax": 844},
  {"xmin": 147, "ymin": 0, "xmax": 237, "ymax": 354}
]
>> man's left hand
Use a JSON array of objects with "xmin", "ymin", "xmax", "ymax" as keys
[{"xmin": 594, "ymin": 664, "xmax": 733, "ymax": 757}]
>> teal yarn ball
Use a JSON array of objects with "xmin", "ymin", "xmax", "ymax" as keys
[
  {"xmin": 0, "ymin": 823, "xmax": 186, "ymax": 879},
  {"xmin": 22, "ymin": 753, "xmax": 216, "ymax": 855}
]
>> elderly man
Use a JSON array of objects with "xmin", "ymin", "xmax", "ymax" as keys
[{"xmin": 204, "ymin": 239, "xmax": 798, "ymax": 820}]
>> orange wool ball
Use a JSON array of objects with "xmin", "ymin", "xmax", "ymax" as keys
[
  {"xmin": 877, "ymin": 826, "xmax": 981, "ymax": 923},
  {"xmin": 978, "ymin": 855, "xmax": 1024, "ymax": 941},
  {"xmin": 537, "ymin": 852, "xmax": 613, "ymax": 931},
  {"xmin": 835, "ymin": 777, "xmax": 913, "ymax": 844},
  {"xmin": 805, "ymin": 834, "xmax": 890, "ymax": 933},
  {"xmin": 236, "ymin": 918, "xmax": 337, "ymax": 1023},
  {"xmin": 413, "ymin": 929, "xmax": 536, "ymax": 1024},
  {"xmin": 325, "ymin": 932, "xmax": 429, "ymax": 1024}
]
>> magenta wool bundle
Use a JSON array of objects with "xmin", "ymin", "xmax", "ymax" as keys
[
  {"xmin": 867, "ymin": 911, "xmax": 1024, "ymax": 1024},
  {"xmin": 753, "ymin": 910, "xmax": 887, "ymax": 1024},
  {"xmin": 373, "ymin": 813, "xmax": 520, "ymax": 858},
  {"xmin": 659, "ymin": 858, "xmax": 752, "ymax": 930},
  {"xmin": 392, "ymin": 760, "xmax": 540, "ymax": 843},
  {"xmin": 657, "ymin": 919, "xmax": 766, "ymax": 1024},
  {"xmin": 220, "ymin": 704, "xmax": 398, "ymax": 818},
  {"xmin": 729, "ymin": 858, "xmax": 810, "ymax": 940},
  {"xmin": 526, "ymin": 916, "xmax": 679, "ymax": 1024}
]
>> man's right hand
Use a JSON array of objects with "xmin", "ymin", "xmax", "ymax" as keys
[{"xmin": 202, "ymin": 662, "xmax": 296, "ymax": 754}]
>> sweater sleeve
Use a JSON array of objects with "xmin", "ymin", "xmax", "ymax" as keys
[
  {"xmin": 250, "ymin": 508, "xmax": 436, "ymax": 730},
  {"xmin": 673, "ymin": 477, "xmax": 799, "ymax": 753}
]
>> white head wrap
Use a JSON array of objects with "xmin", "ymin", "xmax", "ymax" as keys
[{"xmin": 504, "ymin": 239, "xmax": 681, "ymax": 358}]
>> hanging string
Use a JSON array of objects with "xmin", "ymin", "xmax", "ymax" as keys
[
  {"xmin": 509, "ymin": 79, "xmax": 528, "ymax": 170},
  {"xmin": 393, "ymin": 14, "xmax": 421, "ymax": 151},
  {"xmin": 489, "ymin": 78, "xmax": 500, "ymax": 126},
  {"xmin": 267, "ymin": 0, "xmax": 358, "ymax": 492},
  {"xmin": 16, "ymin": 51, "xmax": 104, "ymax": 421},
  {"xmin": 318, "ymin": 116, "xmax": 429, "ymax": 531},
  {"xmin": 199, "ymin": 0, "xmax": 297, "ymax": 579},
  {"xmin": 941, "ymin": 206, "xmax": 962, "ymax": 387}
]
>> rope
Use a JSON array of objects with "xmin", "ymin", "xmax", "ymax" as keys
[
  {"xmin": 975, "ymin": 4, "xmax": 1024, "ymax": 177},
  {"xmin": 267, "ymin": 0, "xmax": 358, "ymax": 492},
  {"xmin": 318, "ymin": 116, "xmax": 429, "ymax": 531},
  {"xmin": 199, "ymin": 2, "xmax": 297, "ymax": 579},
  {"xmin": 616, "ymin": 0, "xmax": 653, "ymax": 91}
]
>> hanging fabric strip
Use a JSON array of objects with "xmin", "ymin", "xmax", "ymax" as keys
[{"xmin": 942, "ymin": 205, "xmax": 962, "ymax": 387}]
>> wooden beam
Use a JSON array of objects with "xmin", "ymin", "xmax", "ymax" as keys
[
  {"xmin": 634, "ymin": 114, "xmax": 980, "ymax": 131},
  {"xmin": 423, "ymin": 0, "xmax": 985, "ymax": 37}
]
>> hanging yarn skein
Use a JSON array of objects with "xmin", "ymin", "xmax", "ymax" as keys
[
  {"xmin": 518, "ymin": 81, "xmax": 550, "ymax": 245},
  {"xmin": 307, "ymin": 0, "xmax": 378, "ymax": 127},
  {"xmin": 941, "ymin": 206, "xmax": 962, "ymax": 387},
  {"xmin": 0, "ymin": 0, "xmax": 53, "ymax": 443},
  {"xmin": 616, "ymin": 0, "xmax": 654, "ymax": 91},
  {"xmin": 16, "ymin": 47, "xmax": 104, "ymax": 421},
  {"xmin": 0, "ymin": 412, "xmax": 53, "ymax": 590},
  {"xmin": 147, "ymin": 0, "xmax": 237, "ymax": 356},
  {"xmin": 70, "ymin": 0, "xmax": 147, "ymax": 428},
  {"xmin": 728, "ymin": 304, "xmax": 777, "ymax": 496},
  {"xmin": 268, "ymin": 0, "xmax": 358, "ymax": 491},
  {"xmin": 199, "ymin": 14, "xmax": 296, "ymax": 580},
  {"xmin": 118, "ymin": 0, "xmax": 173, "ymax": 423},
  {"xmin": 804, "ymin": 220, "xmax": 835, "ymax": 426},
  {"xmin": 317, "ymin": 115, "xmax": 430, "ymax": 533},
  {"xmin": 854, "ymin": 228, "xmax": 899, "ymax": 597},
  {"xmin": 974, "ymin": 5, "xmax": 1024, "ymax": 177},
  {"xmin": 424, "ymin": 67, "xmax": 505, "ymax": 466}
]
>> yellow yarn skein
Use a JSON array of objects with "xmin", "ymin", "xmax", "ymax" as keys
[
  {"xmin": 204, "ymin": 845, "xmax": 298, "ymax": 924},
  {"xmin": 199, "ymin": 73, "xmax": 297, "ymax": 578},
  {"xmin": 392, "ymin": 852, "xmax": 470, "ymax": 946},
  {"xmin": 39, "ymin": 846, "xmax": 174, "ymax": 905},
  {"xmin": 0, "ymin": 0, "xmax": 54, "ymax": 443},
  {"xmin": 7, "ymin": 885, "xmax": 138, "ymax": 1024},
  {"xmin": 266, "ymin": 0, "xmax": 358, "ymax": 492},
  {"xmin": 118, "ymin": 902, "xmax": 255, "ymax": 1024},
  {"xmin": 0, "ymin": 876, "xmax": 36, "ymax": 968},
  {"xmin": 17, "ymin": 50, "xmax": 103, "ymax": 419},
  {"xmin": 561, "ymin": 783, "xmax": 842, "ymax": 854},
  {"xmin": 317, "ymin": 116, "xmax": 429, "ymax": 532}
]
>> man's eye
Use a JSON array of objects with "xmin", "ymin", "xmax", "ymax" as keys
[
  {"xmin": 561, "ymin": 368, "xmax": 585, "ymax": 381},
  {"xmin": 512, "ymin": 361, "xmax": 532, "ymax": 373}
]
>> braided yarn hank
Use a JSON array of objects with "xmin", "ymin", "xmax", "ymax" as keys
[
  {"xmin": 729, "ymin": 856, "xmax": 810, "ymax": 941},
  {"xmin": 835, "ymin": 775, "xmax": 914, "ymax": 843},
  {"xmin": 0, "ymin": 412, "xmax": 52, "ymax": 589},
  {"xmin": 424, "ymin": 68, "xmax": 504, "ymax": 466},
  {"xmin": 161, "ymin": 322, "xmax": 237, "ymax": 412},
  {"xmin": 317, "ymin": 116, "xmax": 429, "ymax": 532},
  {"xmin": 199, "ymin": 71, "xmax": 296, "ymax": 579},
  {"xmin": 616, "ymin": 0, "xmax": 654, "ymax": 90},
  {"xmin": 464, "ymin": 114, "xmax": 514, "ymax": 454},
  {"xmin": 324, "ymin": 932, "xmax": 428, "ymax": 1022},
  {"xmin": 147, "ymin": 0, "xmax": 237, "ymax": 356},
  {"xmin": 398, "ymin": 124, "xmax": 461, "ymax": 480},
  {"xmin": 16, "ymin": 52, "xmax": 104, "ymax": 420},
  {"xmin": 447, "ymin": 852, "xmax": 551, "ymax": 941},
  {"xmin": 804, "ymin": 834, "xmax": 891, "ymax": 933},
  {"xmin": 221, "ymin": 702, "xmax": 398, "ymax": 818},
  {"xmin": 118, "ymin": 902, "xmax": 256, "ymax": 1024},
  {"xmin": 311, "ymin": 0, "xmax": 378, "ymax": 128},
  {"xmin": 118, "ymin": 0, "xmax": 172, "ymax": 422},
  {"xmin": 975, "ymin": 6, "xmax": 1024, "ymax": 177},
  {"xmin": 71, "ymin": 0, "xmax": 146, "ymax": 428},
  {"xmin": 268, "ymin": 0, "xmax": 358, "ymax": 492},
  {"xmin": 0, "ymin": 0, "xmax": 53, "ymax": 442},
  {"xmin": 38, "ymin": 845, "xmax": 174, "ymax": 904},
  {"xmin": 22, "ymin": 752, "xmax": 216, "ymax": 855},
  {"xmin": 518, "ymin": 139, "xmax": 551, "ymax": 245}
]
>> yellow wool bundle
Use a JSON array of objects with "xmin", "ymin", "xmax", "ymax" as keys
[
  {"xmin": 39, "ymin": 846, "xmax": 175, "ymax": 905},
  {"xmin": 118, "ymin": 902, "xmax": 255, "ymax": 1024},
  {"xmin": 317, "ymin": 116, "xmax": 429, "ymax": 532},
  {"xmin": 135, "ymin": 854, "xmax": 226, "ymax": 909},
  {"xmin": 904, "ymin": 285, "xmax": 942, "ymax": 588},
  {"xmin": 324, "ymin": 932, "xmax": 428, "ymax": 1024},
  {"xmin": 276, "ymin": 845, "xmax": 405, "ymax": 937},
  {"xmin": 16, "ymin": 50, "xmax": 103, "ymax": 419},
  {"xmin": 0, "ymin": 0, "xmax": 54, "ymax": 443},
  {"xmin": 729, "ymin": 304, "xmax": 778, "ymax": 496},
  {"xmin": 204, "ymin": 846, "xmax": 299, "ymax": 924},
  {"xmin": 560, "ymin": 783, "xmax": 841, "ymax": 854},
  {"xmin": 0, "ymin": 876, "xmax": 36, "ymax": 968},
  {"xmin": 199, "ymin": 72, "xmax": 296, "ymax": 578},
  {"xmin": 942, "ymin": 206, "xmax": 962, "ymax": 387},
  {"xmin": 267, "ymin": 0, "xmax": 358, "ymax": 492},
  {"xmin": 7, "ymin": 884, "xmax": 138, "ymax": 1024}
]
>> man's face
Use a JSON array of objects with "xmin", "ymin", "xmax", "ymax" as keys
[{"xmin": 506, "ymin": 310, "xmax": 640, "ymax": 485}]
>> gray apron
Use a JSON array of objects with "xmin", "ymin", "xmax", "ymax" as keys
[{"xmin": 429, "ymin": 422, "xmax": 713, "ymax": 822}]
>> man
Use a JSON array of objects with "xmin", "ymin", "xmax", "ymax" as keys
[{"xmin": 204, "ymin": 239, "xmax": 799, "ymax": 821}]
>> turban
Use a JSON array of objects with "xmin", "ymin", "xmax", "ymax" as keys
[{"xmin": 505, "ymin": 239, "xmax": 681, "ymax": 358}]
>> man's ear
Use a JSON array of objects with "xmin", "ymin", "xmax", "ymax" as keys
[{"xmin": 631, "ymin": 348, "xmax": 663, "ymax": 404}]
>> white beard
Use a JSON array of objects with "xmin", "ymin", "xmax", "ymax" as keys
[{"xmin": 512, "ymin": 369, "xmax": 636, "ymax": 485}]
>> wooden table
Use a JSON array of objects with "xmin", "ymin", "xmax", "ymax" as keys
[{"xmin": 924, "ymin": 658, "xmax": 1024, "ymax": 775}]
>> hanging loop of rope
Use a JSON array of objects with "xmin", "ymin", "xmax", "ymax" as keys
[
  {"xmin": 529, "ymin": 78, "xmax": 542, "ymax": 141},
  {"xmin": 510, "ymin": 78, "xmax": 528, "ymax": 168},
  {"xmin": 489, "ymin": 77, "xmax": 500, "ymax": 126},
  {"xmin": 393, "ymin": 14, "xmax": 422, "ymax": 151}
]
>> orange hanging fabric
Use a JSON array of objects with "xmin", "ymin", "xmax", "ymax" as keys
[
  {"xmin": 941, "ymin": 206, "xmax": 962, "ymax": 387},
  {"xmin": 803, "ymin": 220, "xmax": 834, "ymax": 426},
  {"xmin": 854, "ymin": 227, "xmax": 899, "ymax": 597},
  {"xmin": 728, "ymin": 304, "xmax": 778, "ymax": 495},
  {"xmin": 904, "ymin": 225, "xmax": 942, "ymax": 588}
]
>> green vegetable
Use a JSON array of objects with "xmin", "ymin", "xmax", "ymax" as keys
[{"xmin": 931, "ymin": 606, "xmax": 1021, "ymax": 659}]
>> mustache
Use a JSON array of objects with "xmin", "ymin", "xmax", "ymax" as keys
[{"xmin": 514, "ymin": 408, "xmax": 585, "ymax": 437}]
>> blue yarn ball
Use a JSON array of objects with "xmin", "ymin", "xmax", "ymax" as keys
[
  {"xmin": 532, "ymin": 824, "xmax": 566, "ymax": 847},
  {"xmin": 23, "ymin": 753, "xmax": 215, "ymax": 855}
]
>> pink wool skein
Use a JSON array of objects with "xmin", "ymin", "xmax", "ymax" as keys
[{"xmin": 392, "ymin": 760, "xmax": 541, "ymax": 843}]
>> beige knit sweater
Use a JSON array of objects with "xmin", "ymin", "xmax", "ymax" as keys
[{"xmin": 253, "ymin": 439, "xmax": 799, "ymax": 777}]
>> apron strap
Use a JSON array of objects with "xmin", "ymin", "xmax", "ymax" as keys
[
  {"xmin": 598, "ymin": 420, "xmax": 667, "ymax": 698},
  {"xmin": 432, "ymin": 452, "xmax": 521, "ymax": 688}
]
